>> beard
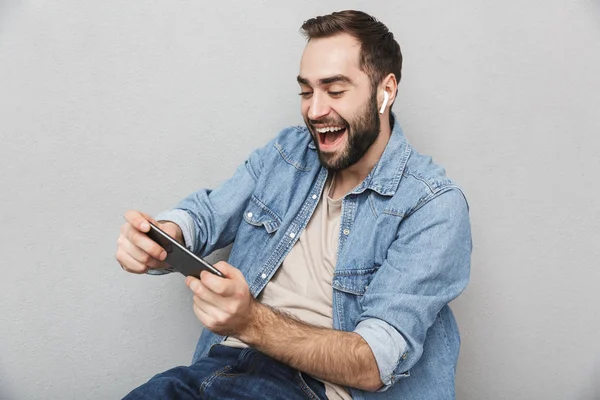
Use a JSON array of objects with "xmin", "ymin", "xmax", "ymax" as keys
[{"xmin": 305, "ymin": 89, "xmax": 381, "ymax": 172}]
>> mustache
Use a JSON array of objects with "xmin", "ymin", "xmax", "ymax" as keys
[{"xmin": 307, "ymin": 118, "xmax": 347, "ymax": 126}]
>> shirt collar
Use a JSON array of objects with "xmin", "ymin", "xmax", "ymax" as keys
[{"xmin": 352, "ymin": 114, "xmax": 411, "ymax": 196}]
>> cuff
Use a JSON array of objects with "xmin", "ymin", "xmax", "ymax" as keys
[
  {"xmin": 155, "ymin": 209, "xmax": 197, "ymax": 253},
  {"xmin": 354, "ymin": 318, "xmax": 409, "ymax": 390}
]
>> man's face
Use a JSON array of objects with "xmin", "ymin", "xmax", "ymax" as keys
[{"xmin": 298, "ymin": 34, "xmax": 381, "ymax": 171}]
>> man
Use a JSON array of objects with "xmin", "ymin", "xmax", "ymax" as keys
[{"xmin": 116, "ymin": 10, "xmax": 471, "ymax": 400}]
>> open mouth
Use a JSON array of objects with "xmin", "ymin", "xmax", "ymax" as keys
[{"xmin": 315, "ymin": 126, "xmax": 347, "ymax": 149}]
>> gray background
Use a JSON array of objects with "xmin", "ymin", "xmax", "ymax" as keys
[{"xmin": 1, "ymin": 0, "xmax": 599, "ymax": 399}]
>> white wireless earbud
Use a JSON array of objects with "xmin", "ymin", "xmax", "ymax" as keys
[{"xmin": 379, "ymin": 91, "xmax": 389, "ymax": 114}]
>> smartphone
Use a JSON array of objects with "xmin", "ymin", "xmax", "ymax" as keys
[{"xmin": 145, "ymin": 222, "xmax": 223, "ymax": 278}]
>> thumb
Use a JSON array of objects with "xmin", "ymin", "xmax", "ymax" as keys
[
  {"xmin": 213, "ymin": 261, "xmax": 240, "ymax": 279},
  {"xmin": 157, "ymin": 221, "xmax": 183, "ymax": 244}
]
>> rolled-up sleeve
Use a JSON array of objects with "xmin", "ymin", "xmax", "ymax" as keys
[{"xmin": 354, "ymin": 318, "xmax": 408, "ymax": 389}]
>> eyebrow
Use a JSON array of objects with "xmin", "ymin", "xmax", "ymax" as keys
[{"xmin": 297, "ymin": 74, "xmax": 354, "ymax": 86}]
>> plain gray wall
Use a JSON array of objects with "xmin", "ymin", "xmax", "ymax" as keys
[{"xmin": 1, "ymin": 0, "xmax": 599, "ymax": 399}]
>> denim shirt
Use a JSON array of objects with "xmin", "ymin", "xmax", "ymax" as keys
[{"xmin": 155, "ymin": 118, "xmax": 472, "ymax": 400}]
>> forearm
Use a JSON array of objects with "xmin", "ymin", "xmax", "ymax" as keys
[{"xmin": 238, "ymin": 302, "xmax": 383, "ymax": 392}]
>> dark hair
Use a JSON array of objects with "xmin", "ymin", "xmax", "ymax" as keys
[{"xmin": 300, "ymin": 10, "xmax": 403, "ymax": 90}]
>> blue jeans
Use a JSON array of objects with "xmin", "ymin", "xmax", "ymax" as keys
[{"xmin": 123, "ymin": 345, "xmax": 327, "ymax": 400}]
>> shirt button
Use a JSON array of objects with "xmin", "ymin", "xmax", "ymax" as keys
[
  {"xmin": 312, "ymin": 194, "xmax": 317, "ymax": 200},
  {"xmin": 247, "ymin": 212, "xmax": 253, "ymax": 218},
  {"xmin": 289, "ymin": 232, "xmax": 296, "ymax": 238},
  {"xmin": 402, "ymin": 353, "xmax": 408, "ymax": 360},
  {"xmin": 261, "ymin": 273, "xmax": 267, "ymax": 279},
  {"xmin": 343, "ymin": 228, "xmax": 350, "ymax": 235}
]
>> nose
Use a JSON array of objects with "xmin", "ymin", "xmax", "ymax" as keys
[{"xmin": 307, "ymin": 92, "xmax": 330, "ymax": 121}]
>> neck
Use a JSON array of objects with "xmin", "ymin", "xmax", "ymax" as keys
[{"xmin": 331, "ymin": 114, "xmax": 392, "ymax": 198}]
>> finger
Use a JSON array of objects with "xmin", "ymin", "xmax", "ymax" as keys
[
  {"xmin": 124, "ymin": 210, "xmax": 157, "ymax": 233},
  {"xmin": 205, "ymin": 262, "xmax": 247, "ymax": 295},
  {"xmin": 186, "ymin": 276, "xmax": 224, "ymax": 308},
  {"xmin": 123, "ymin": 226, "xmax": 167, "ymax": 261},
  {"xmin": 193, "ymin": 296, "xmax": 229, "ymax": 327},
  {"xmin": 115, "ymin": 248, "xmax": 148, "ymax": 274},
  {"xmin": 139, "ymin": 211, "xmax": 159, "ymax": 225},
  {"xmin": 117, "ymin": 235, "xmax": 164, "ymax": 268},
  {"xmin": 199, "ymin": 270, "xmax": 236, "ymax": 297},
  {"xmin": 192, "ymin": 301, "xmax": 216, "ymax": 329}
]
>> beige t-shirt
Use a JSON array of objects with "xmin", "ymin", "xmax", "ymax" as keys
[{"xmin": 222, "ymin": 176, "xmax": 352, "ymax": 400}]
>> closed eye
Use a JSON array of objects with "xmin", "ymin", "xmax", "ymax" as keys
[
  {"xmin": 298, "ymin": 91, "xmax": 313, "ymax": 98},
  {"xmin": 328, "ymin": 91, "xmax": 346, "ymax": 97}
]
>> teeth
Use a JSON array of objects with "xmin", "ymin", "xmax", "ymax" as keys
[{"xmin": 315, "ymin": 126, "xmax": 344, "ymax": 133}]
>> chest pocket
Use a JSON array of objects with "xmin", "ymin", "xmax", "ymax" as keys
[
  {"xmin": 243, "ymin": 195, "xmax": 282, "ymax": 234},
  {"xmin": 331, "ymin": 267, "xmax": 378, "ymax": 296}
]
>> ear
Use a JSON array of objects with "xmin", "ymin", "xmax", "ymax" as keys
[{"xmin": 378, "ymin": 73, "xmax": 398, "ymax": 114}]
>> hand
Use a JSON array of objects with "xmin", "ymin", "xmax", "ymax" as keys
[
  {"xmin": 186, "ymin": 262, "xmax": 256, "ymax": 337},
  {"xmin": 115, "ymin": 210, "xmax": 182, "ymax": 274}
]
